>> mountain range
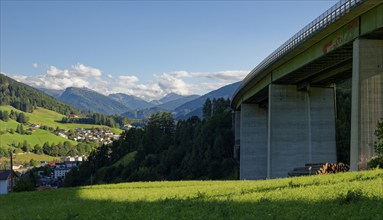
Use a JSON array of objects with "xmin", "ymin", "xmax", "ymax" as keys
[
  {"xmin": 174, "ymin": 81, "xmax": 241, "ymax": 119},
  {"xmin": 36, "ymin": 81, "xmax": 241, "ymax": 119},
  {"xmin": 59, "ymin": 87, "xmax": 130, "ymax": 115},
  {"xmin": 108, "ymin": 93, "xmax": 155, "ymax": 110}
]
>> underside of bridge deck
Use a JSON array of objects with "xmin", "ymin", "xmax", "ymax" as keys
[{"xmin": 274, "ymin": 27, "xmax": 383, "ymax": 90}]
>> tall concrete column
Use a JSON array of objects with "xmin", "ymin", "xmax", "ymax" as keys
[
  {"xmin": 233, "ymin": 111, "xmax": 241, "ymax": 161},
  {"xmin": 268, "ymin": 84, "xmax": 336, "ymax": 178},
  {"xmin": 350, "ymin": 39, "xmax": 383, "ymax": 170},
  {"xmin": 310, "ymin": 87, "xmax": 337, "ymax": 163},
  {"xmin": 268, "ymin": 84, "xmax": 309, "ymax": 178},
  {"xmin": 240, "ymin": 103, "xmax": 268, "ymax": 180}
]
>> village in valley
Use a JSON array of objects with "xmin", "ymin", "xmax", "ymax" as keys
[
  {"xmin": 0, "ymin": 127, "xmax": 126, "ymax": 193},
  {"xmin": 55, "ymin": 127, "xmax": 121, "ymax": 146},
  {"xmin": 0, "ymin": 113, "xmax": 130, "ymax": 194},
  {"xmin": 1, "ymin": 155, "xmax": 85, "ymax": 193}
]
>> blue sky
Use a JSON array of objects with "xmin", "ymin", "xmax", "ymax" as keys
[{"xmin": 0, "ymin": 0, "xmax": 337, "ymax": 100}]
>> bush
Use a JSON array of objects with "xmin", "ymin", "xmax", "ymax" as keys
[
  {"xmin": 338, "ymin": 189, "xmax": 363, "ymax": 205},
  {"xmin": 13, "ymin": 177, "xmax": 35, "ymax": 192},
  {"xmin": 368, "ymin": 156, "xmax": 383, "ymax": 169},
  {"xmin": 374, "ymin": 119, "xmax": 383, "ymax": 156},
  {"xmin": 368, "ymin": 119, "xmax": 383, "ymax": 169}
]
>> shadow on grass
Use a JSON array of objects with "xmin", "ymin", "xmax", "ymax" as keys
[{"xmin": 0, "ymin": 186, "xmax": 382, "ymax": 220}]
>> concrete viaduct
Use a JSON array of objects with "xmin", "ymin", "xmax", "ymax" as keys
[{"xmin": 231, "ymin": 0, "xmax": 383, "ymax": 179}]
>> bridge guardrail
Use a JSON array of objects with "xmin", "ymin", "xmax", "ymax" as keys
[{"xmin": 241, "ymin": 0, "xmax": 364, "ymax": 87}]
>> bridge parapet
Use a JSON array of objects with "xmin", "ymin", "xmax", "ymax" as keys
[{"xmin": 242, "ymin": 0, "xmax": 364, "ymax": 87}]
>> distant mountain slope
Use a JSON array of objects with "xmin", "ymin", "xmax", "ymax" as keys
[
  {"xmin": 122, "ymin": 107, "xmax": 168, "ymax": 119},
  {"xmin": 38, "ymin": 88, "xmax": 65, "ymax": 99},
  {"xmin": 121, "ymin": 83, "xmax": 239, "ymax": 120},
  {"xmin": 156, "ymin": 95, "xmax": 200, "ymax": 111},
  {"xmin": 108, "ymin": 93, "xmax": 155, "ymax": 110},
  {"xmin": 158, "ymin": 93, "xmax": 184, "ymax": 104},
  {"xmin": 120, "ymin": 94, "xmax": 200, "ymax": 119},
  {"xmin": 59, "ymin": 87, "xmax": 130, "ymax": 115},
  {"xmin": 174, "ymin": 81, "xmax": 240, "ymax": 119},
  {"xmin": 0, "ymin": 73, "xmax": 76, "ymax": 114}
]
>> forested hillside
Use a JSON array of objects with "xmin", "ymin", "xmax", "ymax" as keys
[
  {"xmin": 174, "ymin": 81, "xmax": 240, "ymax": 119},
  {"xmin": 59, "ymin": 87, "xmax": 130, "ymax": 115},
  {"xmin": 65, "ymin": 98, "xmax": 237, "ymax": 185},
  {"xmin": 0, "ymin": 73, "xmax": 76, "ymax": 114},
  {"xmin": 0, "ymin": 74, "xmax": 126, "ymax": 166},
  {"xmin": 0, "ymin": 74, "xmax": 129, "ymax": 129}
]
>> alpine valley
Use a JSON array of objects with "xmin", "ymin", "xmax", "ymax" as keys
[{"xmin": 37, "ymin": 81, "xmax": 241, "ymax": 119}]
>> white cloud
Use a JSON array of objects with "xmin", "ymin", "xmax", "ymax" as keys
[
  {"xmin": 5, "ymin": 64, "xmax": 248, "ymax": 101},
  {"xmin": 46, "ymin": 66, "xmax": 61, "ymax": 76},
  {"xmin": 117, "ymin": 75, "xmax": 139, "ymax": 83},
  {"xmin": 46, "ymin": 66, "xmax": 70, "ymax": 78},
  {"xmin": 32, "ymin": 63, "xmax": 38, "ymax": 68},
  {"xmin": 172, "ymin": 70, "xmax": 190, "ymax": 78},
  {"xmin": 10, "ymin": 64, "xmax": 97, "ymax": 90},
  {"xmin": 156, "ymin": 73, "xmax": 190, "ymax": 95},
  {"xmin": 71, "ymin": 63, "xmax": 102, "ymax": 77},
  {"xmin": 191, "ymin": 70, "xmax": 248, "ymax": 82}
]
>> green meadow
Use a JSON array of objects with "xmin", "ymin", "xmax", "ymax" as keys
[
  {"xmin": 0, "ymin": 153, "xmax": 58, "ymax": 166},
  {"xmin": 0, "ymin": 169, "xmax": 382, "ymax": 219},
  {"xmin": 0, "ymin": 125, "xmax": 77, "ymax": 148},
  {"xmin": 0, "ymin": 106, "xmax": 122, "ymax": 133},
  {"xmin": 94, "ymin": 151, "xmax": 137, "ymax": 182},
  {"xmin": 0, "ymin": 105, "xmax": 122, "ymax": 164},
  {"xmin": 0, "ymin": 105, "xmax": 122, "ymax": 148}
]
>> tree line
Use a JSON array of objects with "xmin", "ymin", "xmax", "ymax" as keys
[
  {"xmin": 61, "ymin": 112, "xmax": 128, "ymax": 128},
  {"xmin": 0, "ymin": 140, "xmax": 97, "ymax": 158},
  {"xmin": 0, "ymin": 110, "xmax": 29, "ymax": 124},
  {"xmin": 65, "ymin": 98, "xmax": 238, "ymax": 186}
]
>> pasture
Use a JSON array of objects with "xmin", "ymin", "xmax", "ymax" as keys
[{"xmin": 0, "ymin": 169, "xmax": 382, "ymax": 219}]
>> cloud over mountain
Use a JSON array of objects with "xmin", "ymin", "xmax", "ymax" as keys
[{"xmin": 8, "ymin": 63, "xmax": 248, "ymax": 101}]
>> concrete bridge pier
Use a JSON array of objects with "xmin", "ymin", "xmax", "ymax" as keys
[
  {"xmin": 233, "ymin": 111, "xmax": 241, "ymax": 161},
  {"xmin": 237, "ymin": 84, "xmax": 337, "ymax": 180},
  {"xmin": 239, "ymin": 104, "xmax": 268, "ymax": 180},
  {"xmin": 350, "ymin": 39, "xmax": 383, "ymax": 170},
  {"xmin": 268, "ymin": 84, "xmax": 337, "ymax": 178}
]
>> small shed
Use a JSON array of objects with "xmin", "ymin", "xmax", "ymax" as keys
[{"xmin": 0, "ymin": 170, "xmax": 17, "ymax": 194}]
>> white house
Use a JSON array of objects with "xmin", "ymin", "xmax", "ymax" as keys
[
  {"xmin": 0, "ymin": 170, "xmax": 15, "ymax": 194},
  {"xmin": 53, "ymin": 164, "xmax": 70, "ymax": 179}
]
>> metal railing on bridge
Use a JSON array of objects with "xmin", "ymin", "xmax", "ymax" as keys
[{"xmin": 242, "ymin": 0, "xmax": 365, "ymax": 85}]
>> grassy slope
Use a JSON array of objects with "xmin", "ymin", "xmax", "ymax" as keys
[
  {"xmin": 0, "ymin": 153, "xmax": 58, "ymax": 165},
  {"xmin": 112, "ymin": 151, "xmax": 137, "ymax": 167},
  {"xmin": 94, "ymin": 151, "xmax": 137, "ymax": 182},
  {"xmin": 0, "ymin": 106, "xmax": 122, "ymax": 133},
  {"xmin": 0, "ymin": 169, "xmax": 382, "ymax": 219},
  {"xmin": 0, "ymin": 105, "xmax": 76, "ymax": 149},
  {"xmin": 0, "ymin": 106, "xmax": 122, "ymax": 148},
  {"xmin": 0, "ymin": 105, "xmax": 122, "ymax": 164}
]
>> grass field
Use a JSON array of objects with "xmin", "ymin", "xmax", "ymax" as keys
[
  {"xmin": 0, "ymin": 169, "xmax": 382, "ymax": 219},
  {"xmin": 112, "ymin": 151, "xmax": 137, "ymax": 167},
  {"xmin": 0, "ymin": 153, "xmax": 58, "ymax": 165},
  {"xmin": 0, "ymin": 105, "xmax": 122, "ymax": 134},
  {"xmin": 0, "ymin": 124, "xmax": 77, "ymax": 147},
  {"xmin": 94, "ymin": 151, "xmax": 137, "ymax": 182},
  {"xmin": 0, "ymin": 105, "xmax": 123, "ymax": 148},
  {"xmin": 0, "ymin": 105, "xmax": 123, "ymax": 164}
]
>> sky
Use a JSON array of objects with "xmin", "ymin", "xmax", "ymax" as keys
[{"xmin": 0, "ymin": 0, "xmax": 337, "ymax": 101}]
